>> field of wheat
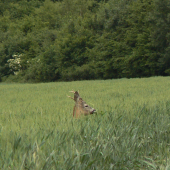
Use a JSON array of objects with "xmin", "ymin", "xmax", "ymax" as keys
[{"xmin": 0, "ymin": 77, "xmax": 170, "ymax": 169}]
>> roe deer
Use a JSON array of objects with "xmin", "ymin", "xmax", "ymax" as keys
[{"xmin": 68, "ymin": 90, "xmax": 96, "ymax": 118}]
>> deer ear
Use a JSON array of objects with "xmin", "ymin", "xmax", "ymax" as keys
[
  {"xmin": 68, "ymin": 91, "xmax": 80, "ymax": 101},
  {"xmin": 74, "ymin": 91, "xmax": 80, "ymax": 101},
  {"xmin": 74, "ymin": 91, "xmax": 79, "ymax": 95}
]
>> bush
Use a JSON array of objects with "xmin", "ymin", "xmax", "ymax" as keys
[{"xmin": 61, "ymin": 64, "xmax": 96, "ymax": 81}]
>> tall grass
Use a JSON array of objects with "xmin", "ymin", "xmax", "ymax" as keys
[{"xmin": 0, "ymin": 77, "xmax": 170, "ymax": 169}]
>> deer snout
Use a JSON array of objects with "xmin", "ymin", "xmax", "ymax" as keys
[{"xmin": 90, "ymin": 108, "xmax": 96, "ymax": 114}]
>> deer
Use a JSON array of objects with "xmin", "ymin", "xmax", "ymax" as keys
[{"xmin": 68, "ymin": 90, "xmax": 96, "ymax": 118}]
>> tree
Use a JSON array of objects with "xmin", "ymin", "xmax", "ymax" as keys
[{"xmin": 151, "ymin": 0, "xmax": 170, "ymax": 75}]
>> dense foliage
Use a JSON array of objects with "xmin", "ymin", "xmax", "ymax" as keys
[{"xmin": 0, "ymin": 0, "xmax": 170, "ymax": 82}]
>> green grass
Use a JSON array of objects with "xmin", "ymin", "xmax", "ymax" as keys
[{"xmin": 1, "ymin": 77, "xmax": 170, "ymax": 169}]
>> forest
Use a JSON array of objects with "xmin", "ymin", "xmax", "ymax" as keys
[{"xmin": 0, "ymin": 0, "xmax": 170, "ymax": 82}]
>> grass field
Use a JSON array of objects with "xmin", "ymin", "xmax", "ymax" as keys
[{"xmin": 1, "ymin": 77, "xmax": 170, "ymax": 169}]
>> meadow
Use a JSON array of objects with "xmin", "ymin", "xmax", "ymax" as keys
[{"xmin": 0, "ymin": 77, "xmax": 170, "ymax": 169}]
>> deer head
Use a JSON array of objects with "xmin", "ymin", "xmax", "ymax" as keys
[{"xmin": 68, "ymin": 90, "xmax": 96, "ymax": 118}]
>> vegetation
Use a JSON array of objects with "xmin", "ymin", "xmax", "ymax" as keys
[
  {"xmin": 0, "ymin": 0, "xmax": 170, "ymax": 82},
  {"xmin": 0, "ymin": 77, "xmax": 170, "ymax": 169}
]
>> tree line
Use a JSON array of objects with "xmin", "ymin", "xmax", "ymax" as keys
[{"xmin": 0, "ymin": 0, "xmax": 170, "ymax": 82}]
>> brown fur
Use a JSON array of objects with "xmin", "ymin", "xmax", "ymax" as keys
[{"xmin": 68, "ymin": 91, "xmax": 96, "ymax": 118}]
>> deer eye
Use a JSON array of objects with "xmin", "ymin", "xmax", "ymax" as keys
[{"xmin": 84, "ymin": 104, "xmax": 88, "ymax": 107}]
